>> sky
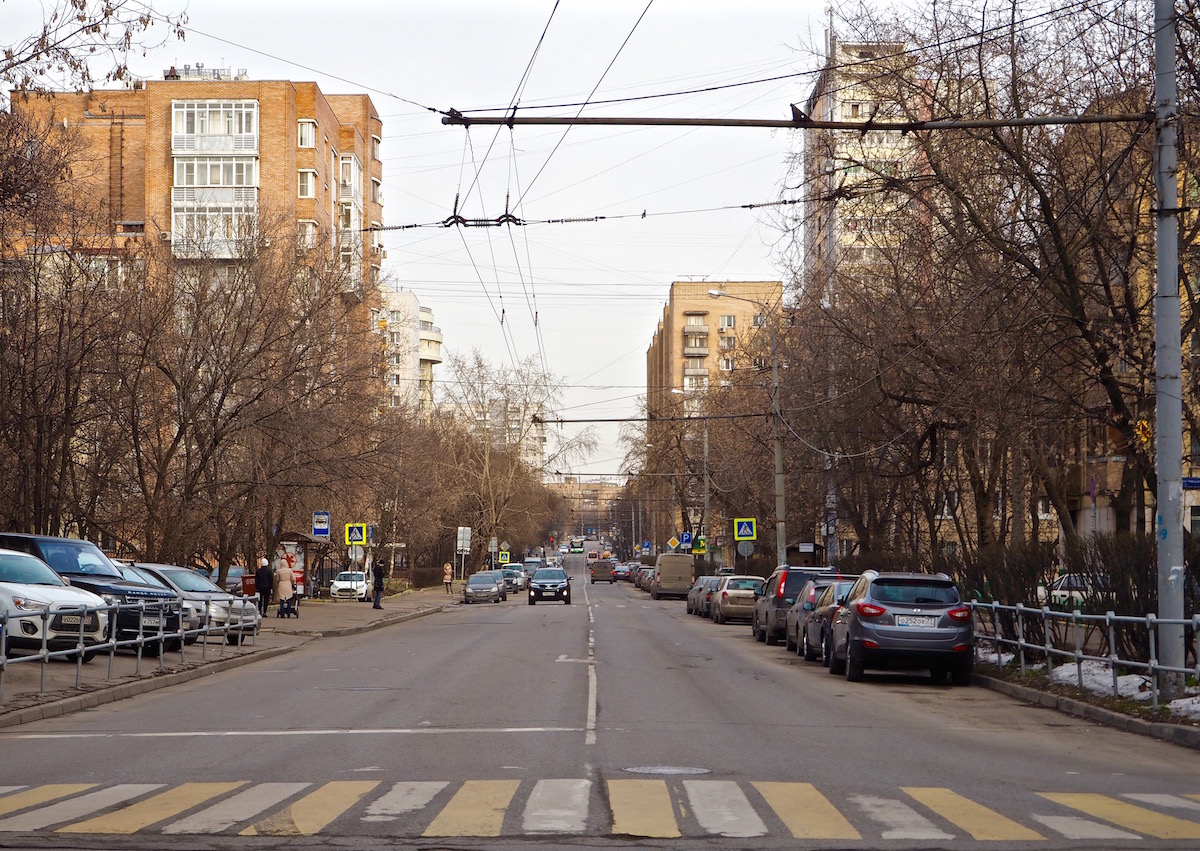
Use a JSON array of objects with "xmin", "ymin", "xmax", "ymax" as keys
[{"xmin": 11, "ymin": 0, "xmax": 832, "ymax": 480}]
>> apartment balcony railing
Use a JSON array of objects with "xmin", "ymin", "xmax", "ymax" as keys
[
  {"xmin": 172, "ymin": 187, "xmax": 258, "ymax": 205},
  {"xmin": 682, "ymin": 346, "xmax": 709, "ymax": 357},
  {"xmin": 172, "ymin": 133, "xmax": 258, "ymax": 154}
]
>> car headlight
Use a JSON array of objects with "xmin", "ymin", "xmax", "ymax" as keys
[
  {"xmin": 101, "ymin": 594, "xmax": 122, "ymax": 606},
  {"xmin": 11, "ymin": 596, "xmax": 49, "ymax": 613}
]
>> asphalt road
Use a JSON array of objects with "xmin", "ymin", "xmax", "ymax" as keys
[{"xmin": 0, "ymin": 554, "xmax": 1197, "ymax": 850}]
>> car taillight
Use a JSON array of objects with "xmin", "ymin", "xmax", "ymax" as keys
[
  {"xmin": 947, "ymin": 607, "xmax": 971, "ymax": 621},
  {"xmin": 721, "ymin": 591, "xmax": 729, "ymax": 601},
  {"xmin": 776, "ymin": 572, "xmax": 787, "ymax": 598},
  {"xmin": 856, "ymin": 602, "xmax": 886, "ymax": 617}
]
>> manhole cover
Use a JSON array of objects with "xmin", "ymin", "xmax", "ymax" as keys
[{"xmin": 623, "ymin": 766, "xmax": 710, "ymax": 776}]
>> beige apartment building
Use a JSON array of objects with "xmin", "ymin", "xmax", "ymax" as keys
[
  {"xmin": 379, "ymin": 290, "xmax": 443, "ymax": 417},
  {"xmin": 13, "ymin": 63, "xmax": 384, "ymax": 293}
]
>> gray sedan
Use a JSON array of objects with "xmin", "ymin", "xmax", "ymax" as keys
[
  {"xmin": 463, "ymin": 572, "xmax": 503, "ymax": 604},
  {"xmin": 135, "ymin": 563, "xmax": 261, "ymax": 644}
]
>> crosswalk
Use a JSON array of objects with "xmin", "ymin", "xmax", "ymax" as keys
[{"xmin": 0, "ymin": 780, "xmax": 1198, "ymax": 841}]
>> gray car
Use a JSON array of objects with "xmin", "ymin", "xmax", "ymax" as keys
[
  {"xmin": 686, "ymin": 576, "xmax": 720, "ymax": 615},
  {"xmin": 827, "ymin": 571, "xmax": 974, "ymax": 684},
  {"xmin": 135, "ymin": 563, "xmax": 261, "ymax": 645},
  {"xmin": 463, "ymin": 572, "xmax": 502, "ymax": 604},
  {"xmin": 751, "ymin": 566, "xmax": 834, "ymax": 645}
]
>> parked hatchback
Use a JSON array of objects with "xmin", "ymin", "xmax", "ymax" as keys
[
  {"xmin": 686, "ymin": 576, "xmax": 720, "ymax": 615},
  {"xmin": 752, "ymin": 566, "xmax": 833, "ymax": 645},
  {"xmin": 710, "ymin": 575, "xmax": 765, "ymax": 624},
  {"xmin": 827, "ymin": 571, "xmax": 974, "ymax": 684},
  {"xmin": 796, "ymin": 578, "xmax": 858, "ymax": 662}
]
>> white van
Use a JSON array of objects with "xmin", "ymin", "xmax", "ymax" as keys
[{"xmin": 650, "ymin": 552, "xmax": 693, "ymax": 600}]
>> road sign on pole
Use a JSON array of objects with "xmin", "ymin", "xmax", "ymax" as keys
[
  {"xmin": 312, "ymin": 511, "xmax": 330, "ymax": 540},
  {"xmin": 734, "ymin": 518, "xmax": 757, "ymax": 541},
  {"xmin": 680, "ymin": 531, "xmax": 693, "ymax": 550},
  {"xmin": 345, "ymin": 523, "xmax": 367, "ymax": 546},
  {"xmin": 456, "ymin": 526, "xmax": 472, "ymax": 554},
  {"xmin": 498, "ymin": 550, "xmax": 510, "ymax": 564}
]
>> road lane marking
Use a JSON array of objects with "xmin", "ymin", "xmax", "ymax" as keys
[
  {"xmin": 0, "ymin": 785, "xmax": 93, "ymax": 818},
  {"xmin": 902, "ymin": 786, "xmax": 1044, "ymax": 841},
  {"xmin": 241, "ymin": 781, "xmax": 378, "ymax": 836},
  {"xmin": 683, "ymin": 780, "xmax": 767, "ymax": 837},
  {"xmin": 752, "ymin": 782, "xmax": 860, "ymax": 840},
  {"xmin": 524, "ymin": 779, "xmax": 590, "ymax": 833},
  {"xmin": 6, "ymin": 726, "xmax": 581, "ymax": 739},
  {"xmin": 607, "ymin": 779, "xmax": 680, "ymax": 838},
  {"xmin": 1039, "ymin": 793, "xmax": 1200, "ymax": 839},
  {"xmin": 585, "ymin": 579, "xmax": 597, "ymax": 746},
  {"xmin": 423, "ymin": 780, "xmax": 520, "ymax": 837},
  {"xmin": 164, "ymin": 783, "xmax": 310, "ymax": 834},
  {"xmin": 363, "ymin": 781, "xmax": 447, "ymax": 822},
  {"xmin": 0, "ymin": 785, "xmax": 161, "ymax": 832},
  {"xmin": 58, "ymin": 782, "xmax": 244, "ymax": 834},
  {"xmin": 851, "ymin": 795, "xmax": 955, "ymax": 841},
  {"xmin": 1030, "ymin": 814, "xmax": 1141, "ymax": 840}
]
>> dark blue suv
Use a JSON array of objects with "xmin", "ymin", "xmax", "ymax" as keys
[{"xmin": 0, "ymin": 534, "xmax": 182, "ymax": 650}]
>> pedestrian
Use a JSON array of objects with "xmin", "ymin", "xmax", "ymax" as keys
[
  {"xmin": 274, "ymin": 558, "xmax": 295, "ymax": 617},
  {"xmin": 372, "ymin": 558, "xmax": 385, "ymax": 609},
  {"xmin": 443, "ymin": 561, "xmax": 453, "ymax": 595},
  {"xmin": 254, "ymin": 557, "xmax": 273, "ymax": 617}
]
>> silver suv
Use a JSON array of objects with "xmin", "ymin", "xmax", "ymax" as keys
[{"xmin": 827, "ymin": 571, "xmax": 973, "ymax": 684}]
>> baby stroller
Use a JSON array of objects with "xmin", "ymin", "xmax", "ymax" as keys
[{"xmin": 277, "ymin": 594, "xmax": 298, "ymax": 618}]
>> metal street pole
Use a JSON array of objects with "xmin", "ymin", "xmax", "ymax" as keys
[
  {"xmin": 1154, "ymin": 0, "xmax": 1184, "ymax": 697},
  {"xmin": 709, "ymin": 290, "xmax": 787, "ymax": 564}
]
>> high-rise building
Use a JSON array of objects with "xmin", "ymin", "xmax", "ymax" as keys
[
  {"xmin": 13, "ymin": 63, "xmax": 384, "ymax": 294},
  {"xmin": 378, "ymin": 289, "xmax": 442, "ymax": 416}
]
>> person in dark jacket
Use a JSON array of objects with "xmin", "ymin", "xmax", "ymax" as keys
[
  {"xmin": 254, "ymin": 558, "xmax": 273, "ymax": 616},
  {"xmin": 372, "ymin": 559, "xmax": 386, "ymax": 609}
]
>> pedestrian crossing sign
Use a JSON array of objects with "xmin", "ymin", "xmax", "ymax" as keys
[
  {"xmin": 498, "ymin": 551, "xmax": 510, "ymax": 564},
  {"xmin": 734, "ymin": 518, "xmax": 757, "ymax": 541},
  {"xmin": 345, "ymin": 523, "xmax": 367, "ymax": 546}
]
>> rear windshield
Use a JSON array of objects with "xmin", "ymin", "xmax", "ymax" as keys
[
  {"xmin": 726, "ymin": 577, "xmax": 763, "ymax": 591},
  {"xmin": 467, "ymin": 574, "xmax": 495, "ymax": 586},
  {"xmin": 783, "ymin": 571, "xmax": 825, "ymax": 593},
  {"xmin": 869, "ymin": 579, "xmax": 960, "ymax": 605}
]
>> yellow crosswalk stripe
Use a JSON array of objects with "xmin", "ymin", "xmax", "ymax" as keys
[
  {"xmin": 57, "ymin": 783, "xmax": 245, "ymax": 834},
  {"xmin": 422, "ymin": 780, "xmax": 520, "ymax": 837},
  {"xmin": 0, "ymin": 786, "xmax": 95, "ymax": 818},
  {"xmin": 1040, "ymin": 793, "xmax": 1200, "ymax": 840},
  {"xmin": 753, "ymin": 781, "xmax": 860, "ymax": 840},
  {"xmin": 607, "ymin": 779, "xmax": 680, "ymax": 838},
  {"xmin": 240, "ymin": 782, "xmax": 378, "ymax": 836},
  {"xmin": 904, "ymin": 787, "xmax": 1044, "ymax": 841}
]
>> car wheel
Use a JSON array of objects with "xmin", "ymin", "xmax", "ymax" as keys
[
  {"xmin": 827, "ymin": 636, "xmax": 845, "ymax": 675},
  {"xmin": 802, "ymin": 630, "xmax": 818, "ymax": 662},
  {"xmin": 951, "ymin": 665, "xmax": 972, "ymax": 686},
  {"xmin": 564, "ymin": 596, "xmax": 571, "ymax": 605},
  {"xmin": 686, "ymin": 601, "xmax": 693, "ymax": 614},
  {"xmin": 845, "ymin": 648, "xmax": 864, "ymax": 682},
  {"xmin": 651, "ymin": 589, "xmax": 659, "ymax": 600},
  {"xmin": 929, "ymin": 667, "xmax": 949, "ymax": 683},
  {"xmin": 75, "ymin": 649, "xmax": 97, "ymax": 664},
  {"xmin": 753, "ymin": 617, "xmax": 765, "ymax": 642},
  {"xmin": 765, "ymin": 621, "xmax": 779, "ymax": 646},
  {"xmin": 784, "ymin": 627, "xmax": 796, "ymax": 652},
  {"xmin": 528, "ymin": 599, "xmax": 535, "ymax": 606}
]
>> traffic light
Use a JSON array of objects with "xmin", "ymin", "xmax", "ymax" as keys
[{"xmin": 550, "ymin": 534, "xmax": 555, "ymax": 543}]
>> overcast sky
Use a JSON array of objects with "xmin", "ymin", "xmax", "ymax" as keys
[{"xmin": 12, "ymin": 0, "xmax": 831, "ymax": 479}]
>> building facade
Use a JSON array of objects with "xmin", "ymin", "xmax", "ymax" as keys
[{"xmin": 378, "ymin": 289, "xmax": 442, "ymax": 416}]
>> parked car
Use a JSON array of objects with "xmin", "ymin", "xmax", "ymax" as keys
[
  {"xmin": 752, "ymin": 566, "xmax": 834, "ymax": 645},
  {"xmin": 1037, "ymin": 573, "xmax": 1113, "ymax": 610},
  {"xmin": 697, "ymin": 576, "xmax": 724, "ymax": 618},
  {"xmin": 329, "ymin": 571, "xmax": 370, "ymax": 601},
  {"xmin": 794, "ymin": 577, "xmax": 858, "ymax": 661},
  {"xmin": 463, "ymin": 572, "xmax": 503, "ymax": 604},
  {"xmin": 709, "ymin": 575, "xmax": 765, "ymax": 624},
  {"xmin": 636, "ymin": 566, "xmax": 656, "ymax": 590},
  {"xmin": 117, "ymin": 563, "xmax": 201, "ymax": 643},
  {"xmin": 528, "ymin": 567, "xmax": 571, "ymax": 605},
  {"xmin": 686, "ymin": 576, "xmax": 719, "ymax": 615},
  {"xmin": 0, "ymin": 533, "xmax": 181, "ymax": 652},
  {"xmin": 650, "ymin": 552, "xmax": 693, "ymax": 599},
  {"xmin": 479, "ymin": 570, "xmax": 507, "ymax": 600},
  {"xmin": 783, "ymin": 577, "xmax": 840, "ymax": 652},
  {"xmin": 135, "ymin": 563, "xmax": 261, "ymax": 644},
  {"xmin": 612, "ymin": 563, "xmax": 631, "ymax": 581},
  {"xmin": 827, "ymin": 571, "xmax": 974, "ymax": 684},
  {"xmin": 0, "ymin": 548, "xmax": 109, "ymax": 661}
]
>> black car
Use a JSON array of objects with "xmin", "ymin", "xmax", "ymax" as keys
[
  {"xmin": 0, "ymin": 533, "xmax": 182, "ymax": 650},
  {"xmin": 528, "ymin": 567, "xmax": 571, "ymax": 605}
]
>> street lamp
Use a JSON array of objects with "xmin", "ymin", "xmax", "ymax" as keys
[{"xmin": 708, "ymin": 289, "xmax": 787, "ymax": 564}]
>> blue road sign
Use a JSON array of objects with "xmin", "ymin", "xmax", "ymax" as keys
[
  {"xmin": 680, "ymin": 531, "xmax": 693, "ymax": 549},
  {"xmin": 734, "ymin": 518, "xmax": 757, "ymax": 541}
]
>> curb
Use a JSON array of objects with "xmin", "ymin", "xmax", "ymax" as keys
[
  {"xmin": 974, "ymin": 673, "xmax": 1200, "ymax": 750},
  {"xmin": 0, "ymin": 602, "xmax": 446, "ymax": 730}
]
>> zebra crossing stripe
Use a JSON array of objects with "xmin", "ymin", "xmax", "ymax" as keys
[
  {"xmin": 902, "ymin": 786, "xmax": 1045, "ymax": 841},
  {"xmin": 852, "ymin": 795, "xmax": 954, "ymax": 841},
  {"xmin": 0, "ymin": 785, "xmax": 93, "ymax": 819},
  {"xmin": 241, "ymin": 782, "xmax": 379, "ymax": 836},
  {"xmin": 1125, "ymin": 793, "xmax": 1200, "ymax": 812},
  {"xmin": 1030, "ymin": 814, "xmax": 1141, "ymax": 840},
  {"xmin": 752, "ymin": 781, "xmax": 859, "ymax": 839},
  {"xmin": 0, "ymin": 788, "xmax": 24, "ymax": 798},
  {"xmin": 0, "ymin": 785, "xmax": 161, "ymax": 832},
  {"xmin": 683, "ymin": 780, "xmax": 767, "ymax": 838},
  {"xmin": 607, "ymin": 779, "xmax": 680, "ymax": 838},
  {"xmin": 363, "ymin": 781, "xmax": 447, "ymax": 823},
  {"xmin": 1039, "ymin": 793, "xmax": 1200, "ymax": 840},
  {"xmin": 164, "ymin": 783, "xmax": 311, "ymax": 834},
  {"xmin": 422, "ymin": 780, "xmax": 520, "ymax": 837},
  {"xmin": 523, "ymin": 779, "xmax": 590, "ymax": 833},
  {"xmin": 57, "ymin": 782, "xmax": 245, "ymax": 834}
]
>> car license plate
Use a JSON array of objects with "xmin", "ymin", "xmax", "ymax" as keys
[
  {"xmin": 896, "ymin": 615, "xmax": 937, "ymax": 628},
  {"xmin": 60, "ymin": 615, "xmax": 82, "ymax": 625},
  {"xmin": 142, "ymin": 617, "xmax": 161, "ymax": 626}
]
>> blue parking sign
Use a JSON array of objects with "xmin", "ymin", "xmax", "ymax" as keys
[{"xmin": 680, "ymin": 531, "xmax": 693, "ymax": 549}]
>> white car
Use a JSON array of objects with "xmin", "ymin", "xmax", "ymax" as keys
[
  {"xmin": 0, "ymin": 548, "xmax": 109, "ymax": 661},
  {"xmin": 330, "ymin": 570, "xmax": 371, "ymax": 602}
]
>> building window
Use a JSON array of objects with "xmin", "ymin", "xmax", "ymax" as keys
[
  {"xmin": 372, "ymin": 179, "xmax": 383, "ymax": 204},
  {"xmin": 753, "ymin": 313, "xmax": 766, "ymax": 327},
  {"xmin": 937, "ymin": 491, "xmax": 959, "ymax": 518},
  {"xmin": 298, "ymin": 170, "xmax": 316, "ymax": 199},
  {"xmin": 298, "ymin": 120, "xmax": 316, "ymax": 148},
  {"xmin": 174, "ymin": 156, "xmax": 257, "ymax": 187},
  {"xmin": 172, "ymin": 100, "xmax": 258, "ymax": 136},
  {"xmin": 719, "ymin": 336, "xmax": 735, "ymax": 350},
  {"xmin": 719, "ymin": 315, "xmax": 735, "ymax": 329},
  {"xmin": 721, "ymin": 358, "xmax": 734, "ymax": 371},
  {"xmin": 372, "ymin": 135, "xmax": 382, "ymax": 161},
  {"xmin": 685, "ymin": 358, "xmax": 705, "ymax": 371},
  {"xmin": 297, "ymin": 220, "xmax": 317, "ymax": 250},
  {"xmin": 1037, "ymin": 495, "xmax": 1054, "ymax": 520}
]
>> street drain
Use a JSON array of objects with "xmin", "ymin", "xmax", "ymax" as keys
[{"xmin": 623, "ymin": 766, "xmax": 710, "ymax": 775}]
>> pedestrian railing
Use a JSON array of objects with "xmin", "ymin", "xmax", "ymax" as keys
[
  {"xmin": 971, "ymin": 601, "xmax": 1200, "ymax": 710},
  {"xmin": 0, "ymin": 596, "xmax": 261, "ymax": 704}
]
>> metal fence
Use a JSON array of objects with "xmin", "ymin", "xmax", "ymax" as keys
[
  {"xmin": 0, "ymin": 598, "xmax": 261, "ymax": 703},
  {"xmin": 971, "ymin": 601, "xmax": 1200, "ymax": 710}
]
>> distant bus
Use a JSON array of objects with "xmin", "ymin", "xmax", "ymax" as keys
[{"xmin": 569, "ymin": 539, "xmax": 584, "ymax": 553}]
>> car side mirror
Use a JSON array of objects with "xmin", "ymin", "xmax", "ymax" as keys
[{"xmin": 802, "ymin": 601, "xmax": 814, "ymax": 611}]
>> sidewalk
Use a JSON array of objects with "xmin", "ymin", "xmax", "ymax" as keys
[{"xmin": 0, "ymin": 585, "xmax": 455, "ymax": 729}]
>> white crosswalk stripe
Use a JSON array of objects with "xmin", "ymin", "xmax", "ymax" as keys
[
  {"xmin": 363, "ymin": 781, "xmax": 447, "ymax": 823},
  {"xmin": 523, "ymin": 779, "xmax": 591, "ymax": 833},
  {"xmin": 683, "ymin": 780, "xmax": 768, "ymax": 838},
  {"xmin": 1125, "ymin": 793, "xmax": 1200, "ymax": 812},
  {"xmin": 851, "ymin": 795, "xmax": 955, "ymax": 841},
  {"xmin": 0, "ymin": 784, "xmax": 162, "ymax": 832},
  {"xmin": 163, "ymin": 783, "xmax": 310, "ymax": 834},
  {"xmin": 1031, "ymin": 814, "xmax": 1141, "ymax": 840}
]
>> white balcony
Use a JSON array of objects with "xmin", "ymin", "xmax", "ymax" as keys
[
  {"xmin": 172, "ymin": 187, "xmax": 258, "ymax": 205},
  {"xmin": 172, "ymin": 133, "xmax": 258, "ymax": 154}
]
